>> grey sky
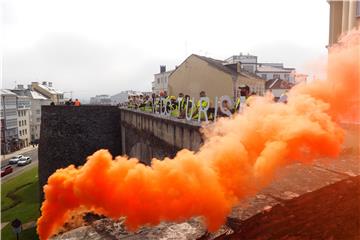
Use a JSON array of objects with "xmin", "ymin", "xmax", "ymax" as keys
[{"xmin": 2, "ymin": 0, "xmax": 329, "ymax": 100}]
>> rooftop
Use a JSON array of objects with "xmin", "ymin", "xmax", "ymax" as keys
[
  {"xmin": 257, "ymin": 65, "xmax": 293, "ymax": 73},
  {"xmin": 37, "ymin": 84, "xmax": 63, "ymax": 95},
  {"xmin": 0, "ymin": 89, "xmax": 17, "ymax": 96},
  {"xmin": 265, "ymin": 78, "xmax": 294, "ymax": 89}
]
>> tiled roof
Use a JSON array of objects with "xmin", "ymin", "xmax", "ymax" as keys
[
  {"xmin": 0, "ymin": 89, "xmax": 17, "ymax": 96},
  {"xmin": 10, "ymin": 89, "xmax": 50, "ymax": 100},
  {"xmin": 257, "ymin": 65, "xmax": 293, "ymax": 73},
  {"xmin": 265, "ymin": 78, "xmax": 294, "ymax": 89},
  {"xmin": 194, "ymin": 54, "xmax": 236, "ymax": 75},
  {"xmin": 37, "ymin": 84, "xmax": 63, "ymax": 94},
  {"xmin": 30, "ymin": 90, "xmax": 50, "ymax": 100}
]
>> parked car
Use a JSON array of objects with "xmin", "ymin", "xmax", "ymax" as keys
[
  {"xmin": 17, "ymin": 157, "xmax": 31, "ymax": 166},
  {"xmin": 8, "ymin": 155, "xmax": 24, "ymax": 164},
  {"xmin": 1, "ymin": 166, "xmax": 13, "ymax": 177}
]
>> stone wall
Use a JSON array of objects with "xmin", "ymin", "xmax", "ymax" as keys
[
  {"xmin": 38, "ymin": 106, "xmax": 122, "ymax": 199},
  {"xmin": 38, "ymin": 106, "xmax": 203, "ymax": 199},
  {"xmin": 120, "ymin": 108, "xmax": 202, "ymax": 164}
]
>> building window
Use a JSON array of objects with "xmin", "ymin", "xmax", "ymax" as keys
[
  {"xmin": 37, "ymin": 118, "xmax": 40, "ymax": 122},
  {"xmin": 19, "ymin": 121, "xmax": 21, "ymax": 127},
  {"xmin": 36, "ymin": 109, "xmax": 40, "ymax": 114},
  {"xmin": 284, "ymin": 74, "xmax": 289, "ymax": 80},
  {"xmin": 24, "ymin": 120, "xmax": 26, "ymax": 125},
  {"xmin": 261, "ymin": 74, "xmax": 267, "ymax": 80},
  {"xmin": 273, "ymin": 74, "xmax": 280, "ymax": 79},
  {"xmin": 157, "ymin": 78, "xmax": 160, "ymax": 84},
  {"xmin": 25, "ymin": 129, "xmax": 27, "ymax": 134}
]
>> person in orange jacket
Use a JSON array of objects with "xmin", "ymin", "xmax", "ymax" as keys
[{"xmin": 74, "ymin": 99, "xmax": 81, "ymax": 106}]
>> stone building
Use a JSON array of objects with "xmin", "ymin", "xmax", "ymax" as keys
[
  {"xmin": 328, "ymin": 0, "xmax": 360, "ymax": 47},
  {"xmin": 168, "ymin": 54, "xmax": 265, "ymax": 102}
]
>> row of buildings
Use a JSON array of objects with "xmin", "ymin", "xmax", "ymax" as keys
[
  {"xmin": 151, "ymin": 0, "xmax": 360, "ymax": 100},
  {"xmin": 1, "ymin": 82, "xmax": 64, "ymax": 154},
  {"xmin": 79, "ymin": 0, "xmax": 360, "ymax": 106},
  {"xmin": 152, "ymin": 53, "xmax": 307, "ymax": 100},
  {"xmin": 89, "ymin": 90, "xmax": 152, "ymax": 106}
]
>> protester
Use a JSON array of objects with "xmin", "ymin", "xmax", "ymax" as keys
[
  {"xmin": 66, "ymin": 98, "xmax": 73, "ymax": 106},
  {"xmin": 279, "ymin": 90, "xmax": 289, "ymax": 104},
  {"xmin": 74, "ymin": 99, "xmax": 81, "ymax": 106},
  {"xmin": 218, "ymin": 99, "xmax": 231, "ymax": 117},
  {"xmin": 193, "ymin": 91, "xmax": 210, "ymax": 121},
  {"xmin": 266, "ymin": 89, "xmax": 275, "ymax": 102},
  {"xmin": 245, "ymin": 92, "xmax": 257, "ymax": 106},
  {"xmin": 177, "ymin": 93, "xmax": 186, "ymax": 114}
]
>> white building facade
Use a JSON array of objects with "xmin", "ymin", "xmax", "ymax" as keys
[
  {"xmin": 90, "ymin": 95, "xmax": 112, "ymax": 105},
  {"xmin": 1, "ymin": 90, "xmax": 19, "ymax": 153},
  {"xmin": 225, "ymin": 53, "xmax": 296, "ymax": 83},
  {"xmin": 110, "ymin": 91, "xmax": 145, "ymax": 106},
  {"xmin": 256, "ymin": 64, "xmax": 295, "ymax": 83},
  {"xmin": 225, "ymin": 53, "xmax": 258, "ymax": 73},
  {"xmin": 31, "ymin": 81, "xmax": 65, "ymax": 105},
  {"xmin": 152, "ymin": 65, "xmax": 174, "ymax": 95},
  {"xmin": 28, "ymin": 91, "xmax": 51, "ymax": 141},
  {"xmin": 11, "ymin": 86, "xmax": 51, "ymax": 141},
  {"xmin": 17, "ymin": 96, "xmax": 31, "ymax": 148}
]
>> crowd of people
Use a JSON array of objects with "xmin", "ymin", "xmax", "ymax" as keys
[
  {"xmin": 64, "ymin": 98, "xmax": 81, "ymax": 106},
  {"xmin": 123, "ymin": 88, "xmax": 288, "ymax": 121}
]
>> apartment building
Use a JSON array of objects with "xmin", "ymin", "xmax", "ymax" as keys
[
  {"xmin": 11, "ymin": 86, "xmax": 51, "ymax": 141},
  {"xmin": 152, "ymin": 65, "xmax": 174, "ymax": 95},
  {"xmin": 30, "ymin": 81, "xmax": 64, "ymax": 105},
  {"xmin": 1, "ymin": 89, "xmax": 19, "ymax": 154},
  {"xmin": 17, "ymin": 96, "xmax": 31, "ymax": 148}
]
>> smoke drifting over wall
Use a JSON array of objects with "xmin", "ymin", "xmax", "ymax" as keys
[{"xmin": 37, "ymin": 31, "xmax": 359, "ymax": 240}]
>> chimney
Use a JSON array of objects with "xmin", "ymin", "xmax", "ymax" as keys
[
  {"xmin": 48, "ymin": 82, "xmax": 53, "ymax": 87},
  {"xmin": 31, "ymin": 82, "xmax": 39, "ymax": 90},
  {"xmin": 160, "ymin": 65, "xmax": 166, "ymax": 73},
  {"xmin": 237, "ymin": 63, "xmax": 242, "ymax": 73},
  {"xmin": 17, "ymin": 84, "xmax": 24, "ymax": 90},
  {"xmin": 42, "ymin": 81, "xmax": 47, "ymax": 86},
  {"xmin": 27, "ymin": 84, "xmax": 32, "ymax": 90}
]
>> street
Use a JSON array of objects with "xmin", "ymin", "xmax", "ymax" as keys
[{"xmin": 1, "ymin": 148, "xmax": 38, "ymax": 182}]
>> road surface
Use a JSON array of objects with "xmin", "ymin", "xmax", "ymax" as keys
[{"xmin": 1, "ymin": 148, "xmax": 38, "ymax": 182}]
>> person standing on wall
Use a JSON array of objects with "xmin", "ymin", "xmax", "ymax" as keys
[
  {"xmin": 74, "ymin": 99, "xmax": 81, "ymax": 106},
  {"xmin": 193, "ymin": 91, "xmax": 211, "ymax": 121}
]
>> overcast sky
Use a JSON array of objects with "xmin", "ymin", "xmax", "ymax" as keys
[{"xmin": 2, "ymin": 0, "xmax": 329, "ymax": 100}]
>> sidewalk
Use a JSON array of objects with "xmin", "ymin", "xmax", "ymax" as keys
[{"xmin": 1, "ymin": 145, "xmax": 38, "ymax": 162}]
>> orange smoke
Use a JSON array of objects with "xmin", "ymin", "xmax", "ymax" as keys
[{"xmin": 37, "ymin": 31, "xmax": 359, "ymax": 240}]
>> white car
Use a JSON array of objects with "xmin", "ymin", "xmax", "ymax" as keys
[
  {"xmin": 17, "ymin": 157, "xmax": 31, "ymax": 166},
  {"xmin": 8, "ymin": 155, "xmax": 24, "ymax": 164}
]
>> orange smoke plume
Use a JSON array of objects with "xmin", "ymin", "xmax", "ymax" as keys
[{"xmin": 37, "ymin": 31, "xmax": 359, "ymax": 240}]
